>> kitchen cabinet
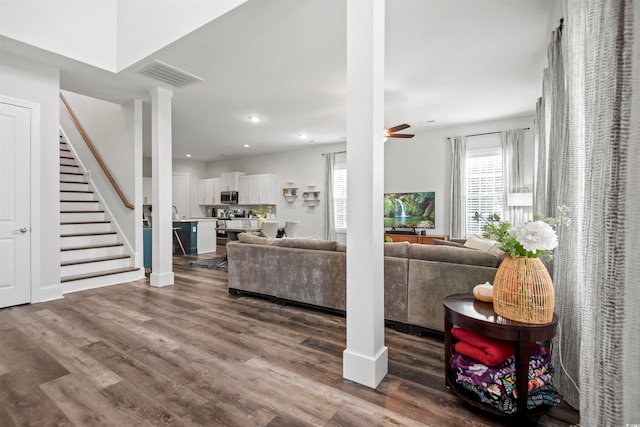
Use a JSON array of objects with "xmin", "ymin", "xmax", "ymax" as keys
[
  {"xmin": 143, "ymin": 177, "xmax": 152, "ymax": 205},
  {"xmin": 220, "ymin": 172, "xmax": 244, "ymax": 191},
  {"xmin": 197, "ymin": 220, "xmax": 217, "ymax": 254},
  {"xmin": 173, "ymin": 221, "xmax": 198, "ymax": 255},
  {"xmin": 197, "ymin": 178, "xmax": 221, "ymax": 205},
  {"xmin": 238, "ymin": 174, "xmax": 277, "ymax": 205},
  {"xmin": 143, "ymin": 228, "xmax": 151, "ymax": 268}
]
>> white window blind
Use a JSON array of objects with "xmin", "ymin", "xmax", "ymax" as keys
[
  {"xmin": 466, "ymin": 147, "xmax": 503, "ymax": 235},
  {"xmin": 334, "ymin": 164, "xmax": 347, "ymax": 231}
]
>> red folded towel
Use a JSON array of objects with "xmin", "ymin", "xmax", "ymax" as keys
[{"xmin": 452, "ymin": 328, "xmax": 514, "ymax": 366}]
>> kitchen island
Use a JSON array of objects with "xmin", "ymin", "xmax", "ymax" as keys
[{"xmin": 142, "ymin": 219, "xmax": 217, "ymax": 259}]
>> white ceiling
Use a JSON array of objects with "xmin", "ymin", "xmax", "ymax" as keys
[{"xmin": 1, "ymin": 0, "xmax": 563, "ymax": 161}]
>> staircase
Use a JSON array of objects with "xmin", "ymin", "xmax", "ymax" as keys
[{"xmin": 59, "ymin": 136, "xmax": 141, "ymax": 293}]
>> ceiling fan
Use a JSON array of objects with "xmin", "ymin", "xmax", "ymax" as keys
[{"xmin": 384, "ymin": 123, "xmax": 414, "ymax": 139}]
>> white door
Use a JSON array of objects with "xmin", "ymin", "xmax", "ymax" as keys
[{"xmin": 0, "ymin": 102, "xmax": 31, "ymax": 308}]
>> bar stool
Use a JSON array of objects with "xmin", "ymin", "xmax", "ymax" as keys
[{"xmin": 173, "ymin": 227, "xmax": 186, "ymax": 255}]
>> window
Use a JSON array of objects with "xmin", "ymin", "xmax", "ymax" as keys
[
  {"xmin": 466, "ymin": 146, "xmax": 503, "ymax": 235},
  {"xmin": 334, "ymin": 163, "xmax": 347, "ymax": 232}
]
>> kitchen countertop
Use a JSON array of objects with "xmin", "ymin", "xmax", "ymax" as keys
[{"xmin": 172, "ymin": 218, "xmax": 218, "ymax": 222}]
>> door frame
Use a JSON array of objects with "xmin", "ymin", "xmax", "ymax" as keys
[{"xmin": 1, "ymin": 95, "xmax": 41, "ymax": 303}]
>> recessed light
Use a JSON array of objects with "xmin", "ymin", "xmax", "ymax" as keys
[
  {"xmin": 249, "ymin": 116, "xmax": 261, "ymax": 123},
  {"xmin": 243, "ymin": 144, "xmax": 250, "ymax": 148},
  {"xmin": 298, "ymin": 133, "xmax": 307, "ymax": 139},
  {"xmin": 185, "ymin": 154, "xmax": 192, "ymax": 158}
]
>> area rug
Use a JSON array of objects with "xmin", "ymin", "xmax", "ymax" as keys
[{"xmin": 188, "ymin": 256, "xmax": 228, "ymax": 272}]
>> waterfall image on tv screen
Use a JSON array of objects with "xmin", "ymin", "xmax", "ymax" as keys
[{"xmin": 383, "ymin": 192, "xmax": 435, "ymax": 228}]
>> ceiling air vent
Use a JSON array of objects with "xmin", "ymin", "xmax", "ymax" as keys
[{"xmin": 135, "ymin": 59, "xmax": 204, "ymax": 88}]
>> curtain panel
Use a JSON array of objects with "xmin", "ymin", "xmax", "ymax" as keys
[
  {"xmin": 501, "ymin": 129, "xmax": 526, "ymax": 226},
  {"xmin": 449, "ymin": 136, "xmax": 466, "ymax": 239},
  {"xmin": 323, "ymin": 152, "xmax": 336, "ymax": 241},
  {"xmin": 539, "ymin": 1, "xmax": 640, "ymax": 425}
]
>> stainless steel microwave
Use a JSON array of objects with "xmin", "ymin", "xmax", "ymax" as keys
[{"xmin": 220, "ymin": 191, "xmax": 238, "ymax": 204}]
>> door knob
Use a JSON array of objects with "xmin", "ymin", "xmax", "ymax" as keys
[{"xmin": 15, "ymin": 227, "xmax": 28, "ymax": 233}]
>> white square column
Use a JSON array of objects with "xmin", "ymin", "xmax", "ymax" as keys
[
  {"xmin": 150, "ymin": 87, "xmax": 174, "ymax": 287},
  {"xmin": 343, "ymin": 0, "xmax": 388, "ymax": 388}
]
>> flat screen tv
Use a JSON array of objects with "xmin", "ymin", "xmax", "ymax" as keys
[{"xmin": 384, "ymin": 192, "xmax": 435, "ymax": 229}]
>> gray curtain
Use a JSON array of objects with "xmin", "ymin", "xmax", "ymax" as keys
[
  {"xmin": 540, "ymin": 2, "xmax": 640, "ymax": 425},
  {"xmin": 501, "ymin": 129, "xmax": 526, "ymax": 226},
  {"xmin": 449, "ymin": 136, "xmax": 466, "ymax": 239},
  {"xmin": 323, "ymin": 152, "xmax": 336, "ymax": 241},
  {"xmin": 535, "ymin": 26, "xmax": 566, "ymax": 219}
]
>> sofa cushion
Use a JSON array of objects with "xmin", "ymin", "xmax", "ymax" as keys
[
  {"xmin": 337, "ymin": 244, "xmax": 347, "ymax": 253},
  {"xmin": 409, "ymin": 244, "xmax": 499, "ymax": 267},
  {"xmin": 384, "ymin": 241, "xmax": 410, "ymax": 258},
  {"xmin": 433, "ymin": 239, "xmax": 466, "ymax": 248},
  {"xmin": 277, "ymin": 238, "xmax": 338, "ymax": 252},
  {"xmin": 237, "ymin": 233, "xmax": 281, "ymax": 246}
]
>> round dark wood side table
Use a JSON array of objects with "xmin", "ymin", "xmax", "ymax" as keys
[{"xmin": 443, "ymin": 293, "xmax": 558, "ymax": 426}]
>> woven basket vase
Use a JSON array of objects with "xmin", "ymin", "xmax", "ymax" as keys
[{"xmin": 493, "ymin": 255, "xmax": 555, "ymax": 324}]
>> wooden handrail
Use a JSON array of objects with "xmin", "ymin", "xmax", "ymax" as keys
[{"xmin": 60, "ymin": 94, "xmax": 134, "ymax": 210}]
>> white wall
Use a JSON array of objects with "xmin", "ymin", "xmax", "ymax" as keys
[
  {"xmin": 0, "ymin": 0, "xmax": 249, "ymax": 72},
  {"xmin": 200, "ymin": 115, "xmax": 534, "ymax": 242},
  {"xmin": 206, "ymin": 142, "xmax": 346, "ymax": 239},
  {"xmin": 0, "ymin": 0, "xmax": 117, "ymax": 71},
  {"xmin": 0, "ymin": 53, "xmax": 61, "ymax": 301},
  {"xmin": 384, "ymin": 115, "xmax": 535, "ymax": 237},
  {"xmin": 116, "ymin": 0, "xmax": 248, "ymax": 70},
  {"xmin": 60, "ymin": 90, "xmax": 138, "ymax": 254}
]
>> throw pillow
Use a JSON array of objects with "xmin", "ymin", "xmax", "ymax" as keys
[
  {"xmin": 464, "ymin": 234, "xmax": 499, "ymax": 251},
  {"xmin": 238, "ymin": 233, "xmax": 270, "ymax": 245},
  {"xmin": 433, "ymin": 239, "xmax": 466, "ymax": 248}
]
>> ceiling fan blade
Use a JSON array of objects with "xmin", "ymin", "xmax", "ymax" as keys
[
  {"xmin": 387, "ymin": 123, "xmax": 410, "ymax": 133},
  {"xmin": 389, "ymin": 133, "xmax": 414, "ymax": 138}
]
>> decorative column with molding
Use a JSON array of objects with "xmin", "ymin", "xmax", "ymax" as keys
[
  {"xmin": 150, "ymin": 87, "xmax": 174, "ymax": 287},
  {"xmin": 343, "ymin": 0, "xmax": 388, "ymax": 388}
]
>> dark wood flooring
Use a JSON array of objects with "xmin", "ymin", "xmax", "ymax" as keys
[{"xmin": 0, "ymin": 247, "xmax": 580, "ymax": 426}]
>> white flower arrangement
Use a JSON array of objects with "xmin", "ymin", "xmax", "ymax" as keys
[{"xmin": 473, "ymin": 206, "xmax": 570, "ymax": 259}]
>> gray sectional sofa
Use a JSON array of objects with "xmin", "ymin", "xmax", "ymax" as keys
[{"xmin": 226, "ymin": 234, "xmax": 502, "ymax": 335}]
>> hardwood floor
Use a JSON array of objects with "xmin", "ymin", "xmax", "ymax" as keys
[{"xmin": 0, "ymin": 248, "xmax": 579, "ymax": 426}]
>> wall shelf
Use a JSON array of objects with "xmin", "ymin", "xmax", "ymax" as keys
[
  {"xmin": 282, "ymin": 182, "xmax": 299, "ymax": 203},
  {"xmin": 302, "ymin": 186, "xmax": 320, "ymax": 206}
]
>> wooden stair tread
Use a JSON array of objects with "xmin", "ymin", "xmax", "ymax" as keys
[
  {"xmin": 61, "ymin": 231, "xmax": 116, "ymax": 237},
  {"xmin": 61, "ymin": 267, "xmax": 139, "ymax": 283},
  {"xmin": 60, "ymin": 172, "xmax": 84, "ymax": 176},
  {"xmin": 61, "ymin": 242, "xmax": 123, "ymax": 251},
  {"xmin": 61, "ymin": 254, "xmax": 130, "ymax": 267},
  {"xmin": 61, "ymin": 221, "xmax": 110, "ymax": 225},
  {"xmin": 61, "ymin": 210, "xmax": 105, "ymax": 214},
  {"xmin": 60, "ymin": 190, "xmax": 94, "ymax": 194},
  {"xmin": 60, "ymin": 200, "xmax": 98, "ymax": 203},
  {"xmin": 60, "ymin": 180, "xmax": 89, "ymax": 185}
]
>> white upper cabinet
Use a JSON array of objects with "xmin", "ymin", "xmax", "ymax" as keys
[
  {"xmin": 220, "ymin": 172, "xmax": 245, "ymax": 191},
  {"xmin": 238, "ymin": 174, "xmax": 277, "ymax": 205},
  {"xmin": 197, "ymin": 178, "xmax": 221, "ymax": 205}
]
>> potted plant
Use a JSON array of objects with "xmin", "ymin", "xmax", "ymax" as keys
[{"xmin": 474, "ymin": 206, "xmax": 570, "ymax": 324}]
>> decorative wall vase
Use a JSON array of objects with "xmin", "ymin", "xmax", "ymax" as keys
[{"xmin": 492, "ymin": 255, "xmax": 555, "ymax": 324}]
